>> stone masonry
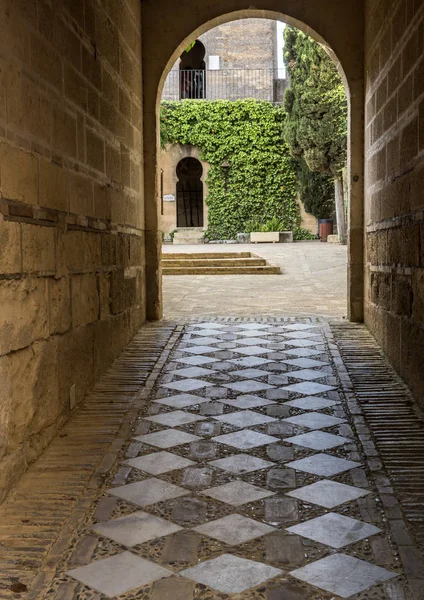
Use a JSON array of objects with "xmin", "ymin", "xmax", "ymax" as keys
[
  {"xmin": 364, "ymin": 0, "xmax": 424, "ymax": 404},
  {"xmin": 0, "ymin": 0, "xmax": 145, "ymax": 501}
]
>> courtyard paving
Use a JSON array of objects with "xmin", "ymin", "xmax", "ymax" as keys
[
  {"xmin": 163, "ymin": 242, "xmax": 347, "ymax": 319},
  {"xmin": 42, "ymin": 317, "xmax": 418, "ymax": 600}
]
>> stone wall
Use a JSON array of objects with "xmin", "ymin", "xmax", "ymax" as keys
[
  {"xmin": 0, "ymin": 0, "xmax": 145, "ymax": 501},
  {"xmin": 364, "ymin": 0, "xmax": 424, "ymax": 403}
]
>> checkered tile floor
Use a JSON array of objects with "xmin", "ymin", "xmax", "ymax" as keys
[{"xmin": 64, "ymin": 320, "xmax": 399, "ymax": 599}]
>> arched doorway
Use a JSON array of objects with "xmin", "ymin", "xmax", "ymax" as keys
[
  {"xmin": 179, "ymin": 40, "xmax": 206, "ymax": 99},
  {"xmin": 176, "ymin": 157, "xmax": 204, "ymax": 227},
  {"xmin": 141, "ymin": 3, "xmax": 364, "ymax": 322}
]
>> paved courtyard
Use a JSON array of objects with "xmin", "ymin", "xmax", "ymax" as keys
[{"xmin": 163, "ymin": 242, "xmax": 347, "ymax": 319}]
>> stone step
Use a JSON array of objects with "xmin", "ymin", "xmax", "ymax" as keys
[
  {"xmin": 162, "ymin": 265, "xmax": 281, "ymax": 275},
  {"xmin": 164, "ymin": 252, "xmax": 253, "ymax": 259},
  {"xmin": 173, "ymin": 228, "xmax": 205, "ymax": 244},
  {"xmin": 173, "ymin": 237, "xmax": 205, "ymax": 245},
  {"xmin": 163, "ymin": 258, "xmax": 267, "ymax": 267}
]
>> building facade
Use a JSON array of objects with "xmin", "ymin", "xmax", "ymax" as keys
[{"xmin": 160, "ymin": 18, "xmax": 316, "ymax": 238}]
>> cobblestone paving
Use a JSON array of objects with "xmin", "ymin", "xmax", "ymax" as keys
[{"xmin": 48, "ymin": 318, "xmax": 418, "ymax": 600}]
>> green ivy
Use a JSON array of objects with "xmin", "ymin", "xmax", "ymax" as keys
[{"xmin": 161, "ymin": 100, "xmax": 300, "ymax": 240}]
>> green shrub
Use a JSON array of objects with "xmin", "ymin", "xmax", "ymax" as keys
[{"xmin": 161, "ymin": 99, "xmax": 300, "ymax": 240}]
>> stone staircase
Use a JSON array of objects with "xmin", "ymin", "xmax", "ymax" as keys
[
  {"xmin": 172, "ymin": 228, "xmax": 205, "ymax": 245},
  {"xmin": 162, "ymin": 252, "xmax": 280, "ymax": 275}
]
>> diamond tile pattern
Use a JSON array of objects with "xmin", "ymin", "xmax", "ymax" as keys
[
  {"xmin": 93, "ymin": 511, "xmax": 181, "ymax": 546},
  {"xmin": 69, "ymin": 319, "xmax": 400, "ymax": 600},
  {"xmin": 287, "ymin": 454, "xmax": 361, "ymax": 476},
  {"xmin": 224, "ymin": 380, "xmax": 273, "ymax": 393},
  {"xmin": 214, "ymin": 410, "xmax": 276, "ymax": 428},
  {"xmin": 145, "ymin": 410, "xmax": 205, "ymax": 427},
  {"xmin": 285, "ymin": 430, "xmax": 351, "ymax": 450},
  {"xmin": 161, "ymin": 378, "xmax": 212, "ymax": 392},
  {"xmin": 286, "ymin": 368, "xmax": 327, "ymax": 381},
  {"xmin": 213, "ymin": 429, "xmax": 278, "ymax": 449},
  {"xmin": 210, "ymin": 453, "xmax": 275, "ymax": 474},
  {"xmin": 134, "ymin": 429, "xmax": 200, "ymax": 448},
  {"xmin": 287, "ymin": 480, "xmax": 371, "ymax": 508},
  {"xmin": 291, "ymin": 554, "xmax": 396, "ymax": 598},
  {"xmin": 284, "ymin": 412, "xmax": 346, "ymax": 429},
  {"xmin": 283, "ymin": 381, "xmax": 334, "ymax": 395},
  {"xmin": 109, "ymin": 478, "xmax": 188, "ymax": 507},
  {"xmin": 67, "ymin": 552, "xmax": 172, "ymax": 597},
  {"xmin": 195, "ymin": 514, "xmax": 275, "ymax": 545},
  {"xmin": 126, "ymin": 451, "xmax": 195, "ymax": 475},
  {"xmin": 202, "ymin": 480, "xmax": 275, "ymax": 505},
  {"xmin": 224, "ymin": 395, "xmax": 275, "ymax": 409},
  {"xmin": 285, "ymin": 396, "xmax": 338, "ymax": 410},
  {"xmin": 155, "ymin": 394, "xmax": 210, "ymax": 408},
  {"xmin": 181, "ymin": 554, "xmax": 282, "ymax": 594},
  {"xmin": 170, "ymin": 366, "xmax": 216, "ymax": 378},
  {"xmin": 287, "ymin": 512, "xmax": 381, "ymax": 548}
]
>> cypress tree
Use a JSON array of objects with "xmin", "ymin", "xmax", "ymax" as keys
[{"xmin": 283, "ymin": 27, "xmax": 348, "ymax": 243}]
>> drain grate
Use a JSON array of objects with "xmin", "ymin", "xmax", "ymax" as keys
[{"xmin": 331, "ymin": 323, "xmax": 424, "ymax": 549}]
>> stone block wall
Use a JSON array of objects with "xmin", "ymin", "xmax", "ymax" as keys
[
  {"xmin": 365, "ymin": 0, "xmax": 424, "ymax": 403},
  {"xmin": 0, "ymin": 0, "xmax": 145, "ymax": 501}
]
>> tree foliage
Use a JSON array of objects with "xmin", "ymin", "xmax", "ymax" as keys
[
  {"xmin": 283, "ymin": 27, "xmax": 347, "ymax": 177},
  {"xmin": 161, "ymin": 99, "xmax": 301, "ymax": 240},
  {"xmin": 298, "ymin": 159, "xmax": 334, "ymax": 220}
]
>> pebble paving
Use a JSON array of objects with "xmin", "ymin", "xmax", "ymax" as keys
[{"xmin": 56, "ymin": 319, "xmax": 406, "ymax": 599}]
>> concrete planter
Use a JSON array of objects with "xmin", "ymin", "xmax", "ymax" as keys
[{"xmin": 250, "ymin": 231, "xmax": 293, "ymax": 243}]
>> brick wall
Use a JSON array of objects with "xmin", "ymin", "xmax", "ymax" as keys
[
  {"xmin": 365, "ymin": 0, "xmax": 424, "ymax": 403},
  {"xmin": 0, "ymin": 0, "xmax": 145, "ymax": 500}
]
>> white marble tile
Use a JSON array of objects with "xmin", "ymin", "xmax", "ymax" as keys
[
  {"xmin": 285, "ymin": 430, "xmax": 351, "ymax": 451},
  {"xmin": 286, "ymin": 453, "xmax": 361, "ymax": 476},
  {"xmin": 209, "ymin": 453, "xmax": 274, "ymax": 474},
  {"xmin": 134, "ymin": 429, "xmax": 200, "ymax": 448},
  {"xmin": 181, "ymin": 554, "xmax": 282, "ymax": 594},
  {"xmin": 286, "ymin": 480, "xmax": 370, "ymax": 508},
  {"xmin": 67, "ymin": 552, "xmax": 172, "ymax": 597},
  {"xmin": 214, "ymin": 410, "xmax": 276, "ymax": 428},
  {"xmin": 213, "ymin": 429, "xmax": 278, "ymax": 449},
  {"xmin": 202, "ymin": 480, "xmax": 274, "ymax": 505},
  {"xmin": 93, "ymin": 511, "xmax": 181, "ymax": 547},
  {"xmin": 126, "ymin": 451, "xmax": 195, "ymax": 475},
  {"xmin": 194, "ymin": 513, "xmax": 275, "ymax": 545},
  {"xmin": 145, "ymin": 410, "xmax": 205, "ymax": 427},
  {"xmin": 284, "ymin": 412, "xmax": 345, "ymax": 429},
  {"xmin": 291, "ymin": 555, "xmax": 396, "ymax": 598}
]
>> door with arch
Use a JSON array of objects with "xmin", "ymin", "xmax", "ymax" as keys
[{"xmin": 176, "ymin": 157, "xmax": 204, "ymax": 227}]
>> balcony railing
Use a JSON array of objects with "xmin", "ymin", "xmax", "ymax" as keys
[{"xmin": 162, "ymin": 69, "xmax": 287, "ymax": 103}]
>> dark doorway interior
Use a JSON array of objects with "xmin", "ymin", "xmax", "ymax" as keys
[
  {"xmin": 179, "ymin": 40, "xmax": 206, "ymax": 99},
  {"xmin": 176, "ymin": 157, "xmax": 204, "ymax": 227}
]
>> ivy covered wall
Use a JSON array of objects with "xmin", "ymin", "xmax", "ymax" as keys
[{"xmin": 160, "ymin": 100, "xmax": 302, "ymax": 240}]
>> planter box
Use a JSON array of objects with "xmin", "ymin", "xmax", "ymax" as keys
[{"xmin": 250, "ymin": 231, "xmax": 293, "ymax": 243}]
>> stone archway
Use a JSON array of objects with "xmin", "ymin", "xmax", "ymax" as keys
[{"xmin": 141, "ymin": 1, "xmax": 364, "ymax": 322}]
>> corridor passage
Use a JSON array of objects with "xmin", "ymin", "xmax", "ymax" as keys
[{"xmin": 11, "ymin": 317, "xmax": 420, "ymax": 600}]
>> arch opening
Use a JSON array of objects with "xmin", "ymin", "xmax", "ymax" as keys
[
  {"xmin": 141, "ymin": 3, "xmax": 364, "ymax": 323},
  {"xmin": 176, "ymin": 157, "xmax": 204, "ymax": 227}
]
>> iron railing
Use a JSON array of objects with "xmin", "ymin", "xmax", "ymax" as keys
[{"xmin": 162, "ymin": 69, "xmax": 287, "ymax": 102}]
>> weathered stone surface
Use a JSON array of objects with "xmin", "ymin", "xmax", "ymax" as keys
[
  {"xmin": 189, "ymin": 441, "xmax": 216, "ymax": 460},
  {"xmin": 181, "ymin": 467, "xmax": 213, "ymax": 488},
  {"xmin": 152, "ymin": 577, "xmax": 195, "ymax": 600},
  {"xmin": 172, "ymin": 497, "xmax": 206, "ymax": 524},
  {"xmin": 200, "ymin": 402, "xmax": 224, "ymax": 415},
  {"xmin": 49, "ymin": 277, "xmax": 71, "ymax": 335},
  {"xmin": 0, "ymin": 279, "xmax": 48, "ymax": 355},
  {"xmin": 0, "ymin": 142, "xmax": 38, "ymax": 205},
  {"xmin": 71, "ymin": 273, "xmax": 99, "ymax": 327},
  {"xmin": 194, "ymin": 421, "xmax": 221, "ymax": 436},
  {"xmin": 265, "ymin": 497, "xmax": 298, "ymax": 522},
  {"xmin": 162, "ymin": 530, "xmax": 200, "ymax": 563},
  {"xmin": 266, "ymin": 468, "xmax": 296, "ymax": 489},
  {"xmin": 0, "ymin": 217, "xmax": 21, "ymax": 274},
  {"xmin": 22, "ymin": 223, "xmax": 55, "ymax": 274},
  {"xmin": 39, "ymin": 159, "xmax": 68, "ymax": 212},
  {"xmin": 266, "ymin": 444, "xmax": 294, "ymax": 462},
  {"xmin": 265, "ymin": 532, "xmax": 305, "ymax": 567}
]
